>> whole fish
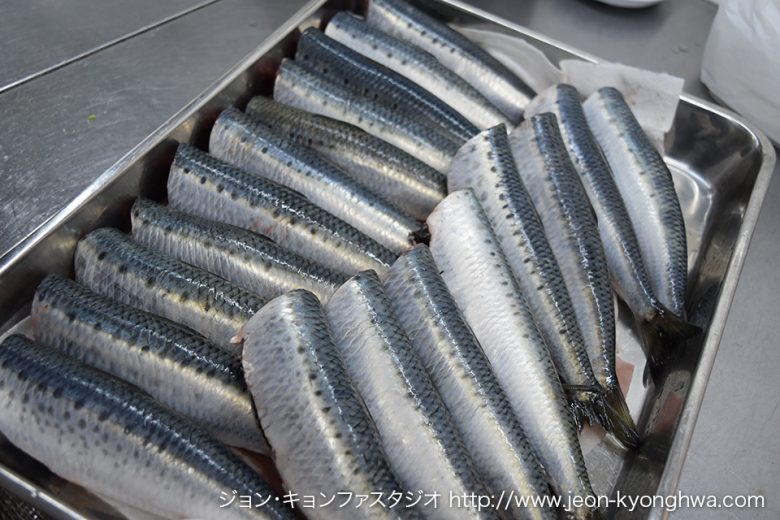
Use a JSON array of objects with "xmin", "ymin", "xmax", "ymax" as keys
[
  {"xmin": 448, "ymin": 124, "xmax": 606, "ymax": 429},
  {"xmin": 31, "ymin": 274, "xmax": 268, "ymax": 454},
  {"xmin": 167, "ymin": 143, "xmax": 396, "ymax": 275},
  {"xmin": 241, "ymin": 290, "xmax": 408, "ymax": 520},
  {"xmin": 525, "ymin": 86, "xmax": 689, "ymax": 406},
  {"xmin": 326, "ymin": 271, "xmax": 492, "ymax": 520},
  {"xmin": 74, "ymin": 227, "xmax": 263, "ymax": 353},
  {"xmin": 273, "ymin": 58, "xmax": 459, "ymax": 173},
  {"xmin": 209, "ymin": 108, "xmax": 418, "ymax": 253},
  {"xmin": 296, "ymin": 27, "xmax": 477, "ymax": 142},
  {"xmin": 508, "ymin": 114, "xmax": 638, "ymax": 447},
  {"xmin": 131, "ymin": 198, "xmax": 345, "ymax": 303},
  {"xmin": 245, "ymin": 96, "xmax": 445, "ymax": 220},
  {"xmin": 384, "ymin": 245, "xmax": 555, "ymax": 520},
  {"xmin": 583, "ymin": 87, "xmax": 699, "ymax": 368},
  {"xmin": 427, "ymin": 190, "xmax": 599, "ymax": 520},
  {"xmin": 0, "ymin": 334, "xmax": 292, "ymax": 520},
  {"xmin": 366, "ymin": 0, "xmax": 534, "ymax": 123},
  {"xmin": 325, "ymin": 12, "xmax": 508, "ymax": 130}
]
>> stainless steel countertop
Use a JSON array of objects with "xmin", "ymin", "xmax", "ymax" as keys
[{"xmin": 0, "ymin": 0, "xmax": 777, "ymax": 517}]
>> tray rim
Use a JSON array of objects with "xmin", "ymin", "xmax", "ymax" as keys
[{"xmin": 0, "ymin": 1, "xmax": 775, "ymax": 518}]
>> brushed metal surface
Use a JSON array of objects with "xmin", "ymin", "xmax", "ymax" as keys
[
  {"xmin": 0, "ymin": 0, "xmax": 213, "ymax": 92},
  {"xmin": 0, "ymin": 0, "xmax": 310, "ymax": 257},
  {"xmin": 0, "ymin": 0, "xmax": 774, "ymax": 518}
]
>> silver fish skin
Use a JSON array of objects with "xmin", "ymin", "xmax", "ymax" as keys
[
  {"xmin": 30, "ymin": 274, "xmax": 268, "ymax": 454},
  {"xmin": 296, "ymin": 27, "xmax": 477, "ymax": 143},
  {"xmin": 273, "ymin": 58, "xmax": 458, "ymax": 173},
  {"xmin": 245, "ymin": 97, "xmax": 445, "ymax": 220},
  {"xmin": 131, "ymin": 198, "xmax": 345, "ymax": 303},
  {"xmin": 325, "ymin": 12, "xmax": 508, "ymax": 130},
  {"xmin": 0, "ymin": 335, "xmax": 292, "ymax": 520},
  {"xmin": 384, "ymin": 245, "xmax": 555, "ymax": 520},
  {"xmin": 525, "ymin": 84, "xmax": 671, "ymax": 417},
  {"xmin": 427, "ymin": 190, "xmax": 598, "ymax": 520},
  {"xmin": 583, "ymin": 87, "xmax": 687, "ymax": 318},
  {"xmin": 583, "ymin": 88, "xmax": 698, "ymax": 370},
  {"xmin": 210, "ymin": 108, "xmax": 418, "ymax": 253},
  {"xmin": 167, "ymin": 143, "xmax": 395, "ymax": 276},
  {"xmin": 74, "ymin": 227, "xmax": 263, "ymax": 354},
  {"xmin": 508, "ymin": 114, "xmax": 638, "ymax": 447},
  {"xmin": 241, "ymin": 290, "xmax": 409, "ymax": 520},
  {"xmin": 366, "ymin": 0, "xmax": 534, "ymax": 123},
  {"xmin": 326, "ymin": 271, "xmax": 493, "ymax": 520},
  {"xmin": 448, "ymin": 125, "xmax": 604, "ymax": 428}
]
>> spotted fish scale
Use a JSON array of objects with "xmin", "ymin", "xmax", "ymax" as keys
[
  {"xmin": 295, "ymin": 27, "xmax": 476, "ymax": 143},
  {"xmin": 74, "ymin": 227, "xmax": 263, "ymax": 353},
  {"xmin": 525, "ymin": 84, "xmax": 675, "ymax": 426},
  {"xmin": 245, "ymin": 96, "xmax": 445, "ymax": 220},
  {"xmin": 427, "ymin": 190, "xmax": 599, "ymax": 520},
  {"xmin": 325, "ymin": 12, "xmax": 508, "ymax": 130},
  {"xmin": 509, "ymin": 113, "xmax": 637, "ymax": 446},
  {"xmin": 273, "ymin": 58, "xmax": 458, "ymax": 173},
  {"xmin": 166, "ymin": 143, "xmax": 395, "ymax": 275},
  {"xmin": 366, "ymin": 0, "xmax": 534, "ymax": 123},
  {"xmin": 448, "ymin": 124, "xmax": 604, "ymax": 428},
  {"xmin": 326, "ymin": 271, "xmax": 493, "ymax": 520},
  {"xmin": 131, "ymin": 198, "xmax": 346, "ymax": 303},
  {"xmin": 0, "ymin": 335, "xmax": 292, "ymax": 520},
  {"xmin": 583, "ymin": 87, "xmax": 698, "ymax": 371},
  {"xmin": 209, "ymin": 108, "xmax": 418, "ymax": 253},
  {"xmin": 241, "ymin": 290, "xmax": 410, "ymax": 520},
  {"xmin": 31, "ymin": 274, "xmax": 268, "ymax": 453},
  {"xmin": 584, "ymin": 87, "xmax": 688, "ymax": 317},
  {"xmin": 384, "ymin": 245, "xmax": 555, "ymax": 520}
]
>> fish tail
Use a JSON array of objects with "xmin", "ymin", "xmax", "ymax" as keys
[
  {"xmin": 639, "ymin": 306, "xmax": 700, "ymax": 382},
  {"xmin": 599, "ymin": 383, "xmax": 640, "ymax": 449},
  {"xmin": 563, "ymin": 385, "xmax": 603, "ymax": 430},
  {"xmin": 410, "ymin": 224, "xmax": 430, "ymax": 245}
]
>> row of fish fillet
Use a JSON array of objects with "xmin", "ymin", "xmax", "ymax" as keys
[{"xmin": 0, "ymin": 0, "xmax": 699, "ymax": 519}]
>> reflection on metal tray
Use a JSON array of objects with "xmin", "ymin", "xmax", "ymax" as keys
[{"xmin": 0, "ymin": 0, "xmax": 774, "ymax": 518}]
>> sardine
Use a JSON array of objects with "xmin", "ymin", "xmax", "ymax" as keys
[
  {"xmin": 525, "ymin": 85, "xmax": 687, "ymax": 410},
  {"xmin": 0, "ymin": 334, "xmax": 292, "ymax": 520},
  {"xmin": 326, "ymin": 271, "xmax": 492, "ymax": 520},
  {"xmin": 74, "ymin": 227, "xmax": 263, "ymax": 353},
  {"xmin": 427, "ymin": 190, "xmax": 599, "ymax": 520},
  {"xmin": 241, "ymin": 290, "xmax": 408, "ymax": 520},
  {"xmin": 131, "ymin": 198, "xmax": 345, "ymax": 303},
  {"xmin": 166, "ymin": 143, "xmax": 396, "ymax": 275},
  {"xmin": 366, "ymin": 0, "xmax": 534, "ymax": 123},
  {"xmin": 210, "ymin": 108, "xmax": 418, "ymax": 253},
  {"xmin": 296, "ymin": 27, "xmax": 477, "ymax": 143},
  {"xmin": 30, "ymin": 274, "xmax": 268, "ymax": 453},
  {"xmin": 508, "ymin": 113, "xmax": 638, "ymax": 447},
  {"xmin": 245, "ymin": 96, "xmax": 445, "ymax": 220},
  {"xmin": 325, "ymin": 12, "xmax": 508, "ymax": 130},
  {"xmin": 448, "ymin": 125, "xmax": 606, "ymax": 429},
  {"xmin": 583, "ymin": 87, "xmax": 699, "ymax": 368},
  {"xmin": 384, "ymin": 245, "xmax": 555, "ymax": 520},
  {"xmin": 273, "ymin": 58, "xmax": 458, "ymax": 172}
]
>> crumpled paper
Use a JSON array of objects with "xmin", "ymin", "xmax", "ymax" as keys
[{"xmin": 454, "ymin": 26, "xmax": 684, "ymax": 150}]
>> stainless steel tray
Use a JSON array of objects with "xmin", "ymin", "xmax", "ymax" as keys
[{"xmin": 0, "ymin": 1, "xmax": 774, "ymax": 518}]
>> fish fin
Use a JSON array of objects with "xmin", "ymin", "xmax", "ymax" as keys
[
  {"xmin": 410, "ymin": 224, "xmax": 430, "ymax": 245},
  {"xmin": 563, "ymin": 385, "xmax": 603, "ymax": 429},
  {"xmin": 639, "ymin": 307, "xmax": 700, "ymax": 382},
  {"xmin": 599, "ymin": 383, "xmax": 640, "ymax": 449}
]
